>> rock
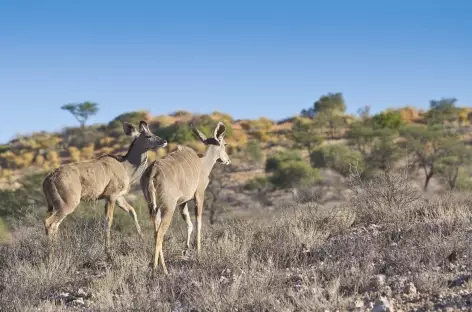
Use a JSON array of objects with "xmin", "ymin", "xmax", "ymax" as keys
[
  {"xmin": 77, "ymin": 288, "xmax": 87, "ymax": 297},
  {"xmin": 403, "ymin": 282, "xmax": 417, "ymax": 295},
  {"xmin": 349, "ymin": 298, "xmax": 364, "ymax": 310},
  {"xmin": 370, "ymin": 275, "xmax": 387, "ymax": 290},
  {"xmin": 372, "ymin": 297, "xmax": 394, "ymax": 312}
]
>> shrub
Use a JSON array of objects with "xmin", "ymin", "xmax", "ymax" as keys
[
  {"xmin": 0, "ymin": 172, "xmax": 48, "ymax": 222},
  {"xmin": 68, "ymin": 146, "xmax": 81, "ymax": 162},
  {"xmin": 46, "ymin": 150, "xmax": 60, "ymax": 168},
  {"xmin": 22, "ymin": 152, "xmax": 35, "ymax": 168},
  {"xmin": 154, "ymin": 123, "xmax": 194, "ymax": 145},
  {"xmin": 108, "ymin": 110, "xmax": 152, "ymax": 129},
  {"xmin": 34, "ymin": 154, "xmax": 45, "ymax": 166},
  {"xmin": 269, "ymin": 161, "xmax": 320, "ymax": 188},
  {"xmin": 244, "ymin": 176, "xmax": 269, "ymax": 191},
  {"xmin": 372, "ymin": 110, "xmax": 405, "ymax": 129},
  {"xmin": 310, "ymin": 144, "xmax": 364, "ymax": 176},
  {"xmin": 81, "ymin": 143, "xmax": 95, "ymax": 160},
  {"xmin": 265, "ymin": 150, "xmax": 303, "ymax": 173},
  {"xmin": 347, "ymin": 167, "xmax": 421, "ymax": 224}
]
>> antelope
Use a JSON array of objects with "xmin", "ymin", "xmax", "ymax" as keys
[
  {"xmin": 140, "ymin": 122, "xmax": 231, "ymax": 274},
  {"xmin": 42, "ymin": 120, "xmax": 167, "ymax": 252}
]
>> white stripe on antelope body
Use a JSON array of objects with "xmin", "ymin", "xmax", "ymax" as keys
[
  {"xmin": 140, "ymin": 122, "xmax": 231, "ymax": 274},
  {"xmin": 42, "ymin": 120, "xmax": 167, "ymax": 254}
]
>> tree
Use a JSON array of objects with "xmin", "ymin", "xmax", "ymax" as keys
[
  {"xmin": 426, "ymin": 97, "xmax": 460, "ymax": 125},
  {"xmin": 313, "ymin": 92, "xmax": 346, "ymax": 139},
  {"xmin": 371, "ymin": 111, "xmax": 404, "ymax": 130},
  {"xmin": 347, "ymin": 122, "xmax": 376, "ymax": 156},
  {"xmin": 61, "ymin": 101, "xmax": 99, "ymax": 128},
  {"xmin": 269, "ymin": 160, "xmax": 319, "ymax": 189},
  {"xmin": 399, "ymin": 124, "xmax": 453, "ymax": 191},
  {"xmin": 265, "ymin": 150, "xmax": 319, "ymax": 189},
  {"xmin": 365, "ymin": 128, "xmax": 403, "ymax": 171},
  {"xmin": 357, "ymin": 105, "xmax": 371, "ymax": 121},
  {"xmin": 265, "ymin": 150, "xmax": 302, "ymax": 173},
  {"xmin": 291, "ymin": 117, "xmax": 323, "ymax": 153},
  {"xmin": 300, "ymin": 107, "xmax": 316, "ymax": 118},
  {"xmin": 436, "ymin": 139, "xmax": 472, "ymax": 190},
  {"xmin": 310, "ymin": 144, "xmax": 364, "ymax": 176}
]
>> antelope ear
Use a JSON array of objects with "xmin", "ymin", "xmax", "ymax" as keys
[
  {"xmin": 123, "ymin": 122, "xmax": 139, "ymax": 137},
  {"xmin": 214, "ymin": 122, "xmax": 226, "ymax": 142},
  {"xmin": 139, "ymin": 120, "xmax": 150, "ymax": 133},
  {"xmin": 191, "ymin": 124, "xmax": 207, "ymax": 142}
]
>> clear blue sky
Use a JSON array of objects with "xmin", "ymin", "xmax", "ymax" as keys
[{"xmin": 1, "ymin": 0, "xmax": 471, "ymax": 143}]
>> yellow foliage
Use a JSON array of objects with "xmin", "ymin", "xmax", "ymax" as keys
[
  {"xmin": 7, "ymin": 153, "xmax": 25, "ymax": 168},
  {"xmin": 35, "ymin": 154, "xmax": 45, "ymax": 166},
  {"xmin": 36, "ymin": 135, "xmax": 61, "ymax": 149},
  {"xmin": 81, "ymin": 144, "xmax": 95, "ymax": 160},
  {"xmin": 46, "ymin": 150, "xmax": 61, "ymax": 168},
  {"xmin": 147, "ymin": 151, "xmax": 157, "ymax": 162},
  {"xmin": 99, "ymin": 137, "xmax": 115, "ymax": 146},
  {"xmin": 240, "ymin": 118, "xmax": 273, "ymax": 133},
  {"xmin": 231, "ymin": 129, "xmax": 248, "ymax": 145},
  {"xmin": 22, "ymin": 152, "xmax": 35, "ymax": 167},
  {"xmin": 99, "ymin": 147, "xmax": 114, "ymax": 155},
  {"xmin": 156, "ymin": 148, "xmax": 167, "ymax": 158},
  {"xmin": 167, "ymin": 143, "xmax": 179, "ymax": 154},
  {"xmin": 68, "ymin": 147, "xmax": 81, "ymax": 162},
  {"xmin": 211, "ymin": 111, "xmax": 233, "ymax": 123},
  {"xmin": 153, "ymin": 115, "xmax": 175, "ymax": 127},
  {"xmin": 252, "ymin": 130, "xmax": 269, "ymax": 142},
  {"xmin": 398, "ymin": 106, "xmax": 419, "ymax": 123},
  {"xmin": 459, "ymin": 109, "xmax": 469, "ymax": 125},
  {"xmin": 0, "ymin": 169, "xmax": 12, "ymax": 179}
]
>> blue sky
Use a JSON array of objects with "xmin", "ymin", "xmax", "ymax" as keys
[{"xmin": 1, "ymin": 0, "xmax": 471, "ymax": 143}]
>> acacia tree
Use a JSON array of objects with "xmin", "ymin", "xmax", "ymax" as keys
[
  {"xmin": 61, "ymin": 101, "xmax": 99, "ymax": 128},
  {"xmin": 400, "ymin": 124, "xmax": 453, "ymax": 191},
  {"xmin": 436, "ymin": 139, "xmax": 472, "ymax": 190},
  {"xmin": 426, "ymin": 97, "xmax": 460, "ymax": 125},
  {"xmin": 313, "ymin": 92, "xmax": 346, "ymax": 139},
  {"xmin": 347, "ymin": 122, "xmax": 376, "ymax": 157},
  {"xmin": 291, "ymin": 117, "xmax": 323, "ymax": 154}
]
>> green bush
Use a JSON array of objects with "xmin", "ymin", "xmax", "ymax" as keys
[
  {"xmin": 269, "ymin": 160, "xmax": 320, "ymax": 188},
  {"xmin": 310, "ymin": 144, "xmax": 364, "ymax": 176},
  {"xmin": 244, "ymin": 176, "xmax": 269, "ymax": 191},
  {"xmin": 371, "ymin": 111, "xmax": 404, "ymax": 129},
  {"xmin": 265, "ymin": 150, "xmax": 302, "ymax": 173},
  {"xmin": 0, "ymin": 172, "xmax": 48, "ymax": 222},
  {"xmin": 154, "ymin": 123, "xmax": 195, "ymax": 144},
  {"xmin": 108, "ymin": 111, "xmax": 151, "ymax": 129},
  {"xmin": 194, "ymin": 114, "xmax": 233, "ymax": 138}
]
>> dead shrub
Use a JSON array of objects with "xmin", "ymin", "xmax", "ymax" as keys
[{"xmin": 347, "ymin": 167, "xmax": 421, "ymax": 224}]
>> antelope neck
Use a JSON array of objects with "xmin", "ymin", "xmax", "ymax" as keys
[{"xmin": 122, "ymin": 138, "xmax": 149, "ymax": 183}]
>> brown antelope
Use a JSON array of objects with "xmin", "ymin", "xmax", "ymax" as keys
[
  {"xmin": 140, "ymin": 122, "xmax": 231, "ymax": 274},
  {"xmin": 42, "ymin": 120, "xmax": 167, "ymax": 252}
]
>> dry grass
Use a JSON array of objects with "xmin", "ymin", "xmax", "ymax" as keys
[{"xmin": 1, "ymin": 170, "xmax": 472, "ymax": 311}]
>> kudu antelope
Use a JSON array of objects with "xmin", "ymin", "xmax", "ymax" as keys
[
  {"xmin": 42, "ymin": 120, "xmax": 167, "ymax": 252},
  {"xmin": 140, "ymin": 122, "xmax": 231, "ymax": 274}
]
